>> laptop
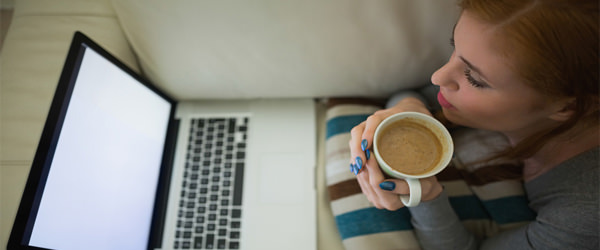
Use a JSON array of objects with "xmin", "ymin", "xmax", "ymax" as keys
[{"xmin": 8, "ymin": 32, "xmax": 317, "ymax": 250}]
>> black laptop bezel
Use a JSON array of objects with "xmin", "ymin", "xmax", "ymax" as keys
[{"xmin": 7, "ymin": 31, "xmax": 178, "ymax": 250}]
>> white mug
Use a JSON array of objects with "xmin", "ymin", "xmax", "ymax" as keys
[{"xmin": 373, "ymin": 112, "xmax": 453, "ymax": 207}]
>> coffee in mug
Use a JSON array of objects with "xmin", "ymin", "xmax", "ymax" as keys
[
  {"xmin": 373, "ymin": 112, "xmax": 453, "ymax": 207},
  {"xmin": 376, "ymin": 118, "xmax": 443, "ymax": 175}
]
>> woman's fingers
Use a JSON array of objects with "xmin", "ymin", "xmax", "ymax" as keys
[
  {"xmin": 348, "ymin": 97, "xmax": 437, "ymax": 210},
  {"xmin": 349, "ymin": 121, "xmax": 367, "ymax": 175}
]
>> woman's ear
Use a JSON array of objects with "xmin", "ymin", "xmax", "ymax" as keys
[{"xmin": 548, "ymin": 99, "xmax": 576, "ymax": 122}]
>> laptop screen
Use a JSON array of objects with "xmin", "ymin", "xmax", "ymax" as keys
[{"xmin": 11, "ymin": 33, "xmax": 174, "ymax": 250}]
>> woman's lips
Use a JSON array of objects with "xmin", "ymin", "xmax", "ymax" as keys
[{"xmin": 437, "ymin": 92, "xmax": 455, "ymax": 109}]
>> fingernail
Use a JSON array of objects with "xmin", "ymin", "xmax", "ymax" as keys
[
  {"xmin": 379, "ymin": 181, "xmax": 396, "ymax": 191},
  {"xmin": 355, "ymin": 156, "xmax": 363, "ymax": 170},
  {"xmin": 365, "ymin": 149, "xmax": 370, "ymax": 160},
  {"xmin": 351, "ymin": 164, "xmax": 359, "ymax": 175},
  {"xmin": 361, "ymin": 139, "xmax": 368, "ymax": 151}
]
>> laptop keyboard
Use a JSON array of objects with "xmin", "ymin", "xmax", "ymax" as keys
[{"xmin": 174, "ymin": 116, "xmax": 249, "ymax": 249}]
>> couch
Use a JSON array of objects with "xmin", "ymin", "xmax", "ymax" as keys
[{"xmin": 0, "ymin": 0, "xmax": 459, "ymax": 248}]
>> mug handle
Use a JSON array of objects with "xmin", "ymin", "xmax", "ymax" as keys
[{"xmin": 400, "ymin": 178, "xmax": 421, "ymax": 207}]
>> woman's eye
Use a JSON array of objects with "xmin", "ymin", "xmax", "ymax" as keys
[{"xmin": 464, "ymin": 69, "xmax": 487, "ymax": 88}]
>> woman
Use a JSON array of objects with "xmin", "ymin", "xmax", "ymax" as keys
[{"xmin": 349, "ymin": 0, "xmax": 598, "ymax": 249}]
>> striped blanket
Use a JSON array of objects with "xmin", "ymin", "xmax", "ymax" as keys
[{"xmin": 325, "ymin": 102, "xmax": 536, "ymax": 250}]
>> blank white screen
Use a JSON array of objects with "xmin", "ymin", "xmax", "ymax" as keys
[{"xmin": 29, "ymin": 46, "xmax": 172, "ymax": 250}]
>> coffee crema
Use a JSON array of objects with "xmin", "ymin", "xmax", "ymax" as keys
[{"xmin": 376, "ymin": 119, "xmax": 443, "ymax": 175}]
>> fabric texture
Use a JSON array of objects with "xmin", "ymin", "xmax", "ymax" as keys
[
  {"xmin": 408, "ymin": 147, "xmax": 599, "ymax": 250},
  {"xmin": 1, "ymin": 0, "xmax": 137, "ymax": 163},
  {"xmin": 325, "ymin": 101, "xmax": 537, "ymax": 250},
  {"xmin": 111, "ymin": 0, "xmax": 459, "ymax": 99}
]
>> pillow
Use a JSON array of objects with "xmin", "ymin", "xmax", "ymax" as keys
[
  {"xmin": 111, "ymin": 0, "xmax": 459, "ymax": 99},
  {"xmin": 324, "ymin": 101, "xmax": 535, "ymax": 249}
]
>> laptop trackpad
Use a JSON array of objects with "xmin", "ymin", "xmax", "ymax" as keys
[{"xmin": 259, "ymin": 154, "xmax": 307, "ymax": 204}]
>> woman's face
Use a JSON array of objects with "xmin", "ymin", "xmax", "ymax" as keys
[{"xmin": 431, "ymin": 11, "xmax": 564, "ymax": 140}]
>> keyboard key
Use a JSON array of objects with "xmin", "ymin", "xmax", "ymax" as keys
[
  {"xmin": 232, "ymin": 209, "xmax": 242, "ymax": 218},
  {"xmin": 205, "ymin": 234, "xmax": 214, "ymax": 249},
  {"xmin": 217, "ymin": 239, "xmax": 226, "ymax": 249},
  {"xmin": 236, "ymin": 152, "xmax": 245, "ymax": 159},
  {"xmin": 233, "ymin": 163, "xmax": 244, "ymax": 205},
  {"xmin": 194, "ymin": 237, "xmax": 203, "ymax": 249},
  {"xmin": 228, "ymin": 119, "xmax": 236, "ymax": 132}
]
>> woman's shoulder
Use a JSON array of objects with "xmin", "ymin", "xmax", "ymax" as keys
[
  {"xmin": 526, "ymin": 146, "xmax": 598, "ymax": 208},
  {"xmin": 524, "ymin": 147, "xmax": 599, "ymax": 246}
]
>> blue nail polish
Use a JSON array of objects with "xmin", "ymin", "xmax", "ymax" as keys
[
  {"xmin": 379, "ymin": 181, "xmax": 396, "ymax": 191},
  {"xmin": 361, "ymin": 139, "xmax": 368, "ymax": 151},
  {"xmin": 355, "ymin": 156, "xmax": 363, "ymax": 170},
  {"xmin": 365, "ymin": 149, "xmax": 371, "ymax": 160},
  {"xmin": 350, "ymin": 163, "xmax": 359, "ymax": 175},
  {"xmin": 350, "ymin": 164, "xmax": 359, "ymax": 175}
]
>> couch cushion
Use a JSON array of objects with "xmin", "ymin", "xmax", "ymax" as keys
[
  {"xmin": 0, "ymin": 0, "xmax": 137, "ymax": 163},
  {"xmin": 13, "ymin": 0, "xmax": 116, "ymax": 16},
  {"xmin": 112, "ymin": 0, "xmax": 459, "ymax": 99}
]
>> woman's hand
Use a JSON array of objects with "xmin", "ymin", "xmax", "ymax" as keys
[{"xmin": 348, "ymin": 97, "xmax": 443, "ymax": 210}]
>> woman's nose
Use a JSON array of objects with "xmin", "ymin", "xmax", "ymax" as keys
[{"xmin": 431, "ymin": 55, "xmax": 460, "ymax": 91}]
